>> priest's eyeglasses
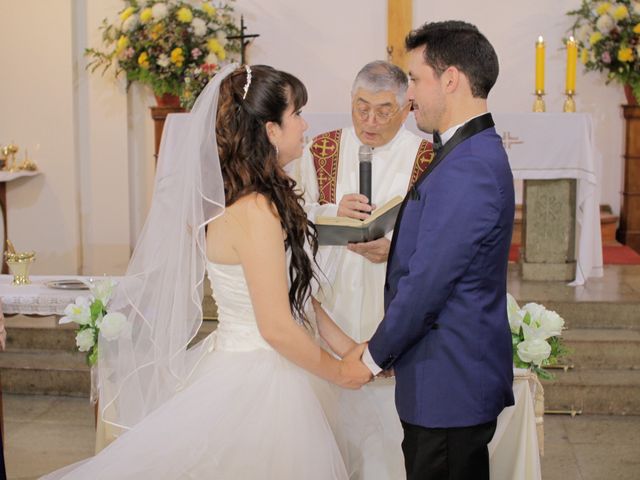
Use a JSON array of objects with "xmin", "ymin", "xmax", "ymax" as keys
[{"xmin": 352, "ymin": 101, "xmax": 410, "ymax": 125}]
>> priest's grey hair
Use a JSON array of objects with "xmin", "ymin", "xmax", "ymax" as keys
[{"xmin": 351, "ymin": 60, "xmax": 408, "ymax": 105}]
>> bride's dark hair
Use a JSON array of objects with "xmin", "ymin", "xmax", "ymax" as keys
[{"xmin": 216, "ymin": 65, "xmax": 318, "ymax": 324}]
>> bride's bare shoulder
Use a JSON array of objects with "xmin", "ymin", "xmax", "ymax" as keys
[{"xmin": 227, "ymin": 192, "xmax": 280, "ymax": 226}]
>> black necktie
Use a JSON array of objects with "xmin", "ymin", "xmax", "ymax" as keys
[{"xmin": 432, "ymin": 130, "xmax": 443, "ymax": 153}]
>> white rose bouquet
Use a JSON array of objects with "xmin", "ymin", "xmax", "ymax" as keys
[
  {"xmin": 507, "ymin": 293, "xmax": 569, "ymax": 380},
  {"xmin": 60, "ymin": 278, "xmax": 127, "ymax": 366}
]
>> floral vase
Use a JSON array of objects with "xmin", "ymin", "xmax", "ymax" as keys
[
  {"xmin": 155, "ymin": 93, "xmax": 181, "ymax": 108},
  {"xmin": 624, "ymin": 84, "xmax": 638, "ymax": 106}
]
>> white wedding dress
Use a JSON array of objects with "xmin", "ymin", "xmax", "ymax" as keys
[{"xmin": 43, "ymin": 261, "xmax": 404, "ymax": 479}]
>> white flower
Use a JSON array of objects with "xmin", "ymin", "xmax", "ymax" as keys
[
  {"xmin": 122, "ymin": 14, "xmax": 139, "ymax": 32},
  {"xmin": 506, "ymin": 293, "xmax": 524, "ymax": 334},
  {"xmin": 100, "ymin": 312, "xmax": 127, "ymax": 341},
  {"xmin": 192, "ymin": 17, "xmax": 207, "ymax": 36},
  {"xmin": 576, "ymin": 24, "xmax": 592, "ymax": 44},
  {"xmin": 204, "ymin": 52, "xmax": 219, "ymax": 65},
  {"xmin": 152, "ymin": 3, "xmax": 169, "ymax": 20},
  {"xmin": 517, "ymin": 338, "xmax": 551, "ymax": 366},
  {"xmin": 538, "ymin": 309, "xmax": 565, "ymax": 338},
  {"xmin": 596, "ymin": 14, "xmax": 615, "ymax": 33},
  {"xmin": 634, "ymin": 1, "xmax": 640, "ymax": 15},
  {"xmin": 75, "ymin": 329, "xmax": 95, "ymax": 352},
  {"xmin": 60, "ymin": 296, "xmax": 92, "ymax": 325},
  {"xmin": 521, "ymin": 303, "xmax": 545, "ymax": 325},
  {"xmin": 157, "ymin": 54, "xmax": 170, "ymax": 68},
  {"xmin": 521, "ymin": 302, "xmax": 564, "ymax": 339},
  {"xmin": 90, "ymin": 278, "xmax": 117, "ymax": 305},
  {"xmin": 216, "ymin": 30, "xmax": 228, "ymax": 47}
]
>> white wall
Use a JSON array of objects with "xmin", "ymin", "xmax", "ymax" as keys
[
  {"xmin": 0, "ymin": 0, "xmax": 626, "ymax": 275},
  {"xmin": 240, "ymin": 0, "xmax": 623, "ymax": 213},
  {"xmin": 0, "ymin": 1, "xmax": 80, "ymax": 274}
]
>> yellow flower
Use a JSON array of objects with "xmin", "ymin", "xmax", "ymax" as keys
[
  {"xmin": 634, "ymin": 23, "xmax": 640, "ymax": 34},
  {"xmin": 120, "ymin": 6, "xmax": 135, "ymax": 21},
  {"xmin": 207, "ymin": 38, "xmax": 222, "ymax": 52},
  {"xmin": 138, "ymin": 52, "xmax": 150, "ymax": 69},
  {"xmin": 150, "ymin": 23, "xmax": 164, "ymax": 40},
  {"xmin": 115, "ymin": 35, "xmax": 129, "ymax": 55},
  {"xmin": 580, "ymin": 48, "xmax": 589, "ymax": 64},
  {"xmin": 171, "ymin": 47, "xmax": 185, "ymax": 67},
  {"xmin": 140, "ymin": 7, "xmax": 153, "ymax": 23},
  {"xmin": 176, "ymin": 7, "xmax": 193, "ymax": 23},
  {"xmin": 202, "ymin": 3, "xmax": 217, "ymax": 17},
  {"xmin": 217, "ymin": 48, "xmax": 226, "ymax": 61},
  {"xmin": 612, "ymin": 5, "xmax": 629, "ymax": 20},
  {"xmin": 618, "ymin": 47, "xmax": 634, "ymax": 62},
  {"xmin": 596, "ymin": 2, "xmax": 611, "ymax": 15},
  {"xmin": 590, "ymin": 32, "xmax": 603, "ymax": 45}
]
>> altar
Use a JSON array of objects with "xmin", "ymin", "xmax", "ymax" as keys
[{"xmin": 301, "ymin": 112, "xmax": 603, "ymax": 285}]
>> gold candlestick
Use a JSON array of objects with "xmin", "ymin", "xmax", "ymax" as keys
[
  {"xmin": 533, "ymin": 90, "xmax": 546, "ymax": 112},
  {"xmin": 563, "ymin": 90, "xmax": 576, "ymax": 112}
]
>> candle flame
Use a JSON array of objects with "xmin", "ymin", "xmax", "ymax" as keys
[{"xmin": 568, "ymin": 36, "xmax": 575, "ymax": 43}]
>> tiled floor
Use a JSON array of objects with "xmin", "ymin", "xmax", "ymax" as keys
[{"xmin": 3, "ymin": 393, "xmax": 640, "ymax": 479}]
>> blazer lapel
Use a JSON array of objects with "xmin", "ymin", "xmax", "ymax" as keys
[{"xmin": 385, "ymin": 113, "xmax": 496, "ymax": 281}]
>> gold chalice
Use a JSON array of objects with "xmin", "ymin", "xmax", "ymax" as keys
[{"xmin": 4, "ymin": 240, "xmax": 36, "ymax": 285}]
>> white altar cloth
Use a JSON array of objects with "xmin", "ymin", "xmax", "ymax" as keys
[
  {"xmin": 300, "ymin": 112, "xmax": 603, "ymax": 285},
  {"xmin": 0, "ymin": 275, "xmax": 95, "ymax": 315}
]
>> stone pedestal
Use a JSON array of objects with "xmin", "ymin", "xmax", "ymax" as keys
[
  {"xmin": 521, "ymin": 179, "xmax": 577, "ymax": 281},
  {"xmin": 617, "ymin": 105, "xmax": 640, "ymax": 252}
]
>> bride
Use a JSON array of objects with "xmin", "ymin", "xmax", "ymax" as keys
[{"xmin": 42, "ymin": 64, "xmax": 374, "ymax": 479}]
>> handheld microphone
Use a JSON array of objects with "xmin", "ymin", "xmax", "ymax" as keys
[{"xmin": 359, "ymin": 145, "xmax": 373, "ymax": 206}]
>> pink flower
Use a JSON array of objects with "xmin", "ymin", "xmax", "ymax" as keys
[
  {"xmin": 191, "ymin": 48, "xmax": 202, "ymax": 59},
  {"xmin": 601, "ymin": 50, "xmax": 612, "ymax": 63}
]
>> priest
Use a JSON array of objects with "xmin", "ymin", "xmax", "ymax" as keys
[{"xmin": 294, "ymin": 60, "xmax": 434, "ymax": 342}]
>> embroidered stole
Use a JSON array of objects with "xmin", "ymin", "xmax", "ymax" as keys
[{"xmin": 310, "ymin": 129, "xmax": 434, "ymax": 204}]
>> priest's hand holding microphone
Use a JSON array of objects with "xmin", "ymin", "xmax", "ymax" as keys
[{"xmin": 337, "ymin": 145, "xmax": 390, "ymax": 263}]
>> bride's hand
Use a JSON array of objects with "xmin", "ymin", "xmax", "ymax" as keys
[{"xmin": 337, "ymin": 343, "xmax": 373, "ymax": 389}]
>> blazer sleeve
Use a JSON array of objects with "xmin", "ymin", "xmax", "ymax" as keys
[{"xmin": 368, "ymin": 153, "xmax": 503, "ymax": 369}]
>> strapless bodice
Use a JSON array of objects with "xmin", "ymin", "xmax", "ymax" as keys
[{"xmin": 206, "ymin": 261, "xmax": 273, "ymax": 351}]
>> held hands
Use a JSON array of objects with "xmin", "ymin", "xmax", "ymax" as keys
[
  {"xmin": 347, "ymin": 237, "xmax": 390, "ymax": 264},
  {"xmin": 337, "ymin": 342, "xmax": 373, "ymax": 389},
  {"xmin": 337, "ymin": 193, "xmax": 375, "ymax": 221}
]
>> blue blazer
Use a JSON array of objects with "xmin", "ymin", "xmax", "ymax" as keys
[{"xmin": 368, "ymin": 114, "xmax": 515, "ymax": 429}]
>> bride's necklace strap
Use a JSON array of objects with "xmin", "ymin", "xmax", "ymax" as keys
[{"xmin": 242, "ymin": 65, "xmax": 252, "ymax": 100}]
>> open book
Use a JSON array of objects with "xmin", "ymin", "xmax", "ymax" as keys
[{"xmin": 314, "ymin": 195, "xmax": 404, "ymax": 245}]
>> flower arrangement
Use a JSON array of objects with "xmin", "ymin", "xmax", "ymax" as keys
[
  {"xmin": 507, "ymin": 294, "xmax": 569, "ymax": 380},
  {"xmin": 567, "ymin": 0, "xmax": 640, "ymax": 101},
  {"xmin": 60, "ymin": 278, "xmax": 127, "ymax": 366},
  {"xmin": 85, "ymin": 0, "xmax": 241, "ymax": 107}
]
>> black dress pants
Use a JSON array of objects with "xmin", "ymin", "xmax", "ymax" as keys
[{"xmin": 401, "ymin": 419, "xmax": 497, "ymax": 480}]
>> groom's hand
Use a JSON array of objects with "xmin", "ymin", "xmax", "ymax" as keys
[
  {"xmin": 348, "ymin": 237, "xmax": 390, "ymax": 263},
  {"xmin": 338, "ymin": 343, "xmax": 373, "ymax": 389}
]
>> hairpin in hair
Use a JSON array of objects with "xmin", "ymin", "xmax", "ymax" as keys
[{"xmin": 242, "ymin": 65, "xmax": 252, "ymax": 100}]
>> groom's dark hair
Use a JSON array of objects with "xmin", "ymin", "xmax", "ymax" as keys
[{"xmin": 405, "ymin": 20, "xmax": 499, "ymax": 99}]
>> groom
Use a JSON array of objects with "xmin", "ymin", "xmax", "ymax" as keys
[{"xmin": 356, "ymin": 20, "xmax": 515, "ymax": 480}]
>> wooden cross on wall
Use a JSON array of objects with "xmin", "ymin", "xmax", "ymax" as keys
[
  {"xmin": 387, "ymin": 0, "xmax": 412, "ymax": 71},
  {"xmin": 227, "ymin": 15, "xmax": 260, "ymax": 66}
]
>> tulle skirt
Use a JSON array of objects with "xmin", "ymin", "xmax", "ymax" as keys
[{"xmin": 41, "ymin": 346, "xmax": 405, "ymax": 479}]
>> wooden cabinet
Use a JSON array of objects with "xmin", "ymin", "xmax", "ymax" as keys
[{"xmin": 617, "ymin": 106, "xmax": 640, "ymax": 251}]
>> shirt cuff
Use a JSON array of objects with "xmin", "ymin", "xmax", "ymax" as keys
[{"xmin": 362, "ymin": 346, "xmax": 383, "ymax": 375}]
